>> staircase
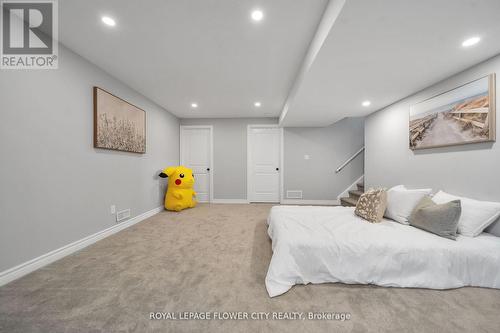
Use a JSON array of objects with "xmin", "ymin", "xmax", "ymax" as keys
[
  {"xmin": 336, "ymin": 146, "xmax": 365, "ymax": 207},
  {"xmin": 340, "ymin": 181, "xmax": 364, "ymax": 207}
]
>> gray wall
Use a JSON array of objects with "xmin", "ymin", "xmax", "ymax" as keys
[
  {"xmin": 181, "ymin": 117, "xmax": 365, "ymax": 201},
  {"xmin": 284, "ymin": 117, "xmax": 365, "ymax": 200},
  {"xmin": 180, "ymin": 118, "xmax": 277, "ymax": 199},
  {"xmin": 365, "ymin": 54, "xmax": 500, "ymax": 201},
  {"xmin": 0, "ymin": 45, "xmax": 179, "ymax": 272}
]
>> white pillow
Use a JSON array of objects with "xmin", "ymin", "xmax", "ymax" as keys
[
  {"xmin": 385, "ymin": 185, "xmax": 432, "ymax": 225},
  {"xmin": 432, "ymin": 191, "xmax": 500, "ymax": 237}
]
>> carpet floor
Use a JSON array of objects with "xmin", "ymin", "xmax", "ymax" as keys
[{"xmin": 1, "ymin": 204, "xmax": 499, "ymax": 333}]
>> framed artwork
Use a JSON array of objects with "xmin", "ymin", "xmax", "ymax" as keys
[
  {"xmin": 409, "ymin": 74, "xmax": 496, "ymax": 150},
  {"xmin": 93, "ymin": 87, "xmax": 146, "ymax": 153}
]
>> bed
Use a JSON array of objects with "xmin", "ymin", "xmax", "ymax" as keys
[{"xmin": 266, "ymin": 205, "xmax": 500, "ymax": 297}]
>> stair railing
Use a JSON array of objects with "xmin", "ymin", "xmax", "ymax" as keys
[{"xmin": 335, "ymin": 146, "xmax": 365, "ymax": 173}]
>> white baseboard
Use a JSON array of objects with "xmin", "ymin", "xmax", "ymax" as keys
[
  {"xmin": 337, "ymin": 175, "xmax": 364, "ymax": 200},
  {"xmin": 280, "ymin": 199, "xmax": 339, "ymax": 206},
  {"xmin": 211, "ymin": 199, "xmax": 249, "ymax": 204},
  {"xmin": 0, "ymin": 206, "xmax": 164, "ymax": 287}
]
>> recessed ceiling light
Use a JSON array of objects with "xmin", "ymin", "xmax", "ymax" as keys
[
  {"xmin": 462, "ymin": 36, "xmax": 480, "ymax": 47},
  {"xmin": 251, "ymin": 10, "xmax": 264, "ymax": 22},
  {"xmin": 101, "ymin": 16, "xmax": 116, "ymax": 27},
  {"xmin": 191, "ymin": 103, "xmax": 198, "ymax": 109},
  {"xmin": 254, "ymin": 101, "xmax": 261, "ymax": 107},
  {"xmin": 362, "ymin": 100, "xmax": 371, "ymax": 107}
]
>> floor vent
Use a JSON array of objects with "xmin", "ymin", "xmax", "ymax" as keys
[
  {"xmin": 116, "ymin": 209, "xmax": 131, "ymax": 222},
  {"xmin": 286, "ymin": 190, "xmax": 303, "ymax": 199}
]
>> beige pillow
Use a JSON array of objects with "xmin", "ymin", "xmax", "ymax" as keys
[{"xmin": 355, "ymin": 188, "xmax": 388, "ymax": 223}]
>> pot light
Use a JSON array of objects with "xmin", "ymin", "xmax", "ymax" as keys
[
  {"xmin": 251, "ymin": 10, "xmax": 264, "ymax": 22},
  {"xmin": 362, "ymin": 100, "xmax": 371, "ymax": 107},
  {"xmin": 462, "ymin": 36, "xmax": 480, "ymax": 47},
  {"xmin": 254, "ymin": 101, "xmax": 261, "ymax": 107},
  {"xmin": 191, "ymin": 103, "xmax": 198, "ymax": 109},
  {"xmin": 101, "ymin": 16, "xmax": 116, "ymax": 27}
]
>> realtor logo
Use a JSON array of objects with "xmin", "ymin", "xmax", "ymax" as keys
[{"xmin": 1, "ymin": 0, "xmax": 58, "ymax": 69}]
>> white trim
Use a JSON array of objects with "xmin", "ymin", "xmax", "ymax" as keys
[
  {"xmin": 247, "ymin": 126, "xmax": 251, "ymax": 202},
  {"xmin": 336, "ymin": 175, "xmax": 364, "ymax": 200},
  {"xmin": 281, "ymin": 199, "xmax": 339, "ymax": 206},
  {"xmin": 180, "ymin": 125, "xmax": 214, "ymax": 203},
  {"xmin": 211, "ymin": 199, "xmax": 249, "ymax": 204},
  {"xmin": 0, "ymin": 206, "xmax": 163, "ymax": 287},
  {"xmin": 280, "ymin": 126, "xmax": 285, "ymax": 204},
  {"xmin": 247, "ymin": 124, "xmax": 283, "ymax": 203}
]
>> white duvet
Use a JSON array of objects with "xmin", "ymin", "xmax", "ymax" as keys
[{"xmin": 266, "ymin": 205, "xmax": 500, "ymax": 297}]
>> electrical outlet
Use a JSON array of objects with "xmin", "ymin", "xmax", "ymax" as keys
[{"xmin": 110, "ymin": 205, "xmax": 116, "ymax": 214}]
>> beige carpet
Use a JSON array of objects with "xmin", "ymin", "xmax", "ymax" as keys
[{"xmin": 1, "ymin": 204, "xmax": 499, "ymax": 333}]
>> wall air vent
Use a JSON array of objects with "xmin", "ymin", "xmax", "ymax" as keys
[
  {"xmin": 116, "ymin": 209, "xmax": 131, "ymax": 222},
  {"xmin": 286, "ymin": 190, "xmax": 303, "ymax": 199}
]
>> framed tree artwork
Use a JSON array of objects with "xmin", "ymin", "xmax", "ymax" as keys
[{"xmin": 93, "ymin": 87, "xmax": 146, "ymax": 154}]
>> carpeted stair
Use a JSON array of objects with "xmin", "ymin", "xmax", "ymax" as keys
[{"xmin": 340, "ymin": 181, "xmax": 364, "ymax": 207}]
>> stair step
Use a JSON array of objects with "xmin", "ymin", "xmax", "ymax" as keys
[
  {"xmin": 340, "ymin": 197, "xmax": 358, "ymax": 207},
  {"xmin": 348, "ymin": 190, "xmax": 364, "ymax": 198}
]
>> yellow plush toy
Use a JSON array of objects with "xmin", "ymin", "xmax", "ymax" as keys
[{"xmin": 159, "ymin": 166, "xmax": 197, "ymax": 212}]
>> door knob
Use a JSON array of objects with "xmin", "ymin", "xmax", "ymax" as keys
[{"xmin": 276, "ymin": 168, "xmax": 279, "ymax": 171}]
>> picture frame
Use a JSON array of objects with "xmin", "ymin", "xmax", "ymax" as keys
[
  {"xmin": 93, "ymin": 87, "xmax": 146, "ymax": 154},
  {"xmin": 409, "ymin": 74, "xmax": 496, "ymax": 150}
]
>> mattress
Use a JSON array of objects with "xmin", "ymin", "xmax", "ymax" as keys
[{"xmin": 266, "ymin": 205, "xmax": 500, "ymax": 297}]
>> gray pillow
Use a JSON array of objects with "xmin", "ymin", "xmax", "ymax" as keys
[{"xmin": 409, "ymin": 197, "xmax": 461, "ymax": 240}]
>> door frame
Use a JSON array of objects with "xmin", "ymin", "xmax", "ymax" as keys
[
  {"xmin": 180, "ymin": 125, "xmax": 214, "ymax": 203},
  {"xmin": 246, "ymin": 124, "xmax": 284, "ymax": 203}
]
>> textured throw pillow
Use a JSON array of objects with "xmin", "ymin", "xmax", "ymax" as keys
[
  {"xmin": 432, "ymin": 191, "xmax": 500, "ymax": 237},
  {"xmin": 355, "ymin": 188, "xmax": 388, "ymax": 223},
  {"xmin": 409, "ymin": 196, "xmax": 461, "ymax": 240},
  {"xmin": 385, "ymin": 185, "xmax": 432, "ymax": 225}
]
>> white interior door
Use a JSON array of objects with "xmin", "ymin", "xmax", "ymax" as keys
[
  {"xmin": 248, "ymin": 126, "xmax": 281, "ymax": 203},
  {"xmin": 180, "ymin": 126, "xmax": 212, "ymax": 203}
]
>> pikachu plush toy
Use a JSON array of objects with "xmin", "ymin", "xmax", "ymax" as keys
[{"xmin": 159, "ymin": 166, "xmax": 197, "ymax": 212}]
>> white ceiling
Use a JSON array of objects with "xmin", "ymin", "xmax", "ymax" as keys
[
  {"xmin": 59, "ymin": 0, "xmax": 328, "ymax": 118},
  {"xmin": 59, "ymin": 0, "xmax": 500, "ymax": 125},
  {"xmin": 281, "ymin": 0, "xmax": 500, "ymax": 126}
]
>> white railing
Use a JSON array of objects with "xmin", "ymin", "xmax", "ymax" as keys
[{"xmin": 335, "ymin": 146, "xmax": 365, "ymax": 173}]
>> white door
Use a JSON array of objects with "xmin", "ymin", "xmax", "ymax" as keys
[
  {"xmin": 180, "ymin": 126, "xmax": 212, "ymax": 203},
  {"xmin": 248, "ymin": 126, "xmax": 281, "ymax": 203}
]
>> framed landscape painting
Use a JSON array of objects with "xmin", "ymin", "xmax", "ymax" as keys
[
  {"xmin": 409, "ymin": 74, "xmax": 496, "ymax": 150},
  {"xmin": 94, "ymin": 87, "xmax": 146, "ymax": 153}
]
